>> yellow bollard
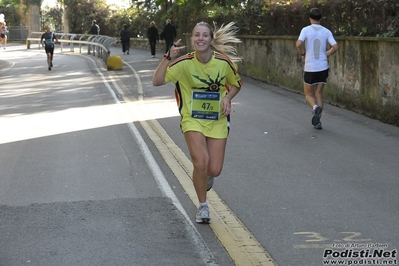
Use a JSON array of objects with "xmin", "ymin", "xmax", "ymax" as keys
[{"xmin": 107, "ymin": 55, "xmax": 123, "ymax": 71}]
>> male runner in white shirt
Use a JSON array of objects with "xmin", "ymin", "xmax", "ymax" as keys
[{"xmin": 296, "ymin": 7, "xmax": 339, "ymax": 130}]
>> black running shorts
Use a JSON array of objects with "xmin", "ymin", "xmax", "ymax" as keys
[
  {"xmin": 303, "ymin": 69, "xmax": 329, "ymax": 85},
  {"xmin": 44, "ymin": 46, "xmax": 54, "ymax": 55}
]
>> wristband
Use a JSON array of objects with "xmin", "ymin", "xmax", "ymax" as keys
[
  {"xmin": 164, "ymin": 43, "xmax": 177, "ymax": 61},
  {"xmin": 301, "ymin": 53, "xmax": 306, "ymax": 56},
  {"xmin": 164, "ymin": 51, "xmax": 171, "ymax": 61}
]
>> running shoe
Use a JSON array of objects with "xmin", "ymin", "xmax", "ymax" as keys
[
  {"xmin": 48, "ymin": 67, "xmax": 51, "ymax": 71},
  {"xmin": 207, "ymin": 176, "xmax": 214, "ymax": 191},
  {"xmin": 312, "ymin": 106, "xmax": 322, "ymax": 126},
  {"xmin": 314, "ymin": 122, "xmax": 322, "ymax": 130},
  {"xmin": 127, "ymin": 50, "xmax": 129, "ymax": 55},
  {"xmin": 196, "ymin": 205, "xmax": 211, "ymax": 224}
]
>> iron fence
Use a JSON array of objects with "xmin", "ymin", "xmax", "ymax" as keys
[{"xmin": 8, "ymin": 26, "xmax": 29, "ymax": 41}]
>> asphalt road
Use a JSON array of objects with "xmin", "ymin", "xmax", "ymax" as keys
[{"xmin": 1, "ymin": 43, "xmax": 398, "ymax": 266}]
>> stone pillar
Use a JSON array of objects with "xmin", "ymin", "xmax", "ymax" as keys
[
  {"xmin": 27, "ymin": 4, "xmax": 40, "ymax": 35},
  {"xmin": 62, "ymin": 5, "xmax": 69, "ymax": 33}
]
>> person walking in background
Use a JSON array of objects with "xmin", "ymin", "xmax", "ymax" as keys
[
  {"xmin": 152, "ymin": 22, "xmax": 243, "ymax": 224},
  {"xmin": 88, "ymin": 20, "xmax": 100, "ymax": 53},
  {"xmin": 296, "ymin": 7, "xmax": 339, "ymax": 130},
  {"xmin": 0, "ymin": 22, "xmax": 8, "ymax": 49},
  {"xmin": 162, "ymin": 19, "xmax": 176, "ymax": 54},
  {"xmin": 147, "ymin": 21, "xmax": 159, "ymax": 58},
  {"xmin": 120, "ymin": 24, "xmax": 131, "ymax": 54},
  {"xmin": 89, "ymin": 20, "xmax": 100, "ymax": 35},
  {"xmin": 41, "ymin": 26, "xmax": 58, "ymax": 71}
]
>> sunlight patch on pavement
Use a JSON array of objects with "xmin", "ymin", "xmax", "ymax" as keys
[{"xmin": 0, "ymin": 101, "xmax": 179, "ymax": 145}]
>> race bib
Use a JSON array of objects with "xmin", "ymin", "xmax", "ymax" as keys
[
  {"xmin": 45, "ymin": 39, "xmax": 52, "ymax": 46},
  {"xmin": 191, "ymin": 91, "xmax": 220, "ymax": 120}
]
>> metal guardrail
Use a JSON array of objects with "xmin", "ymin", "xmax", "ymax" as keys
[{"xmin": 26, "ymin": 32, "xmax": 117, "ymax": 63}]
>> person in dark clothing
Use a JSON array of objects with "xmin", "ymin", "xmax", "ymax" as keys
[
  {"xmin": 40, "ymin": 26, "xmax": 58, "ymax": 71},
  {"xmin": 147, "ymin": 21, "xmax": 159, "ymax": 58},
  {"xmin": 162, "ymin": 19, "xmax": 177, "ymax": 53},
  {"xmin": 89, "ymin": 20, "xmax": 100, "ymax": 35},
  {"xmin": 88, "ymin": 20, "xmax": 100, "ymax": 53},
  {"xmin": 120, "ymin": 24, "xmax": 131, "ymax": 54}
]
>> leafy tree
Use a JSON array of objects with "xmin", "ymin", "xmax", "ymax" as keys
[
  {"xmin": 64, "ymin": 0, "xmax": 110, "ymax": 34},
  {"xmin": 3, "ymin": 0, "xmax": 399, "ymax": 38},
  {"xmin": 41, "ymin": 5, "xmax": 62, "ymax": 32},
  {"xmin": 0, "ymin": 0, "xmax": 25, "ymax": 26}
]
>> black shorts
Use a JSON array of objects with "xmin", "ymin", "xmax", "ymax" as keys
[
  {"xmin": 45, "ymin": 46, "xmax": 54, "ymax": 55},
  {"xmin": 0, "ymin": 34, "xmax": 4, "ymax": 38},
  {"xmin": 303, "ymin": 69, "xmax": 329, "ymax": 85}
]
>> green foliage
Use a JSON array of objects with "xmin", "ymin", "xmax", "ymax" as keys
[
  {"xmin": 131, "ymin": 0, "xmax": 159, "ymax": 13},
  {"xmin": 0, "ymin": 5, "xmax": 22, "ymax": 26},
  {"xmin": 64, "ymin": 0, "xmax": 110, "ymax": 34},
  {"xmin": 119, "ymin": 0, "xmax": 399, "ymax": 38},
  {"xmin": 230, "ymin": 0, "xmax": 399, "ymax": 37},
  {"xmin": 1, "ymin": 0, "xmax": 27, "ymax": 26},
  {"xmin": 0, "ymin": 0, "xmax": 20, "ymax": 6},
  {"xmin": 41, "ymin": 6, "xmax": 62, "ymax": 32},
  {"xmin": 25, "ymin": 0, "xmax": 40, "ymax": 5},
  {"xmin": 2, "ymin": 0, "xmax": 399, "ymax": 38}
]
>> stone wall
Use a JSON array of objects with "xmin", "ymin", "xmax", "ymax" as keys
[
  {"xmin": 130, "ymin": 35, "xmax": 399, "ymax": 126},
  {"xmin": 129, "ymin": 38, "xmax": 166, "ymax": 56},
  {"xmin": 234, "ymin": 36, "xmax": 399, "ymax": 125}
]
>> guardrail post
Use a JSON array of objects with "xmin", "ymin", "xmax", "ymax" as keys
[
  {"xmin": 104, "ymin": 51, "xmax": 110, "ymax": 64},
  {"xmin": 26, "ymin": 40, "xmax": 30, "ymax": 49}
]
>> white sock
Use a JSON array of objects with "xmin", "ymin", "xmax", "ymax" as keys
[
  {"xmin": 199, "ymin": 202, "xmax": 208, "ymax": 207},
  {"xmin": 313, "ymin": 105, "xmax": 318, "ymax": 110}
]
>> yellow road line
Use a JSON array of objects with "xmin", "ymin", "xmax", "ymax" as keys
[
  {"xmin": 109, "ymin": 68, "xmax": 276, "ymax": 265},
  {"xmin": 138, "ymin": 107, "xmax": 276, "ymax": 266}
]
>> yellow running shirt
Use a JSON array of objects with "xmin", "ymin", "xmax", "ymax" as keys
[{"xmin": 165, "ymin": 51, "xmax": 243, "ymax": 138}]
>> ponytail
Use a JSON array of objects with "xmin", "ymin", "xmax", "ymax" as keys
[
  {"xmin": 212, "ymin": 22, "xmax": 242, "ymax": 62},
  {"xmin": 194, "ymin": 21, "xmax": 242, "ymax": 62}
]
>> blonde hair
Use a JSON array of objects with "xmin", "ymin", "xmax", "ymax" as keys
[
  {"xmin": 193, "ymin": 21, "xmax": 242, "ymax": 62},
  {"xmin": 150, "ymin": 21, "xmax": 156, "ymax": 27}
]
